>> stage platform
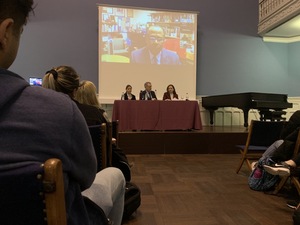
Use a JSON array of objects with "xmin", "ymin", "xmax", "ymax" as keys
[{"xmin": 118, "ymin": 126, "xmax": 248, "ymax": 154}]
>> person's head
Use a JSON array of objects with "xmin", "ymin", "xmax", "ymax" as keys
[
  {"xmin": 74, "ymin": 80, "xmax": 100, "ymax": 108},
  {"xmin": 146, "ymin": 25, "xmax": 165, "ymax": 56},
  {"xmin": 125, "ymin": 84, "xmax": 132, "ymax": 94},
  {"xmin": 0, "ymin": 0, "xmax": 34, "ymax": 69},
  {"xmin": 42, "ymin": 65, "xmax": 80, "ymax": 98},
  {"xmin": 144, "ymin": 82, "xmax": 152, "ymax": 92},
  {"xmin": 166, "ymin": 84, "xmax": 176, "ymax": 94}
]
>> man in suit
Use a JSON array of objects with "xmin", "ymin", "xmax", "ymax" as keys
[
  {"xmin": 131, "ymin": 25, "xmax": 181, "ymax": 65},
  {"xmin": 140, "ymin": 82, "xmax": 157, "ymax": 100}
]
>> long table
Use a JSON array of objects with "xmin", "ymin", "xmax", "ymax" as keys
[{"xmin": 112, "ymin": 100, "xmax": 202, "ymax": 131}]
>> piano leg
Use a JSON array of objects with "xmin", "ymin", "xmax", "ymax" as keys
[
  {"xmin": 208, "ymin": 110, "xmax": 215, "ymax": 125},
  {"xmin": 242, "ymin": 109, "xmax": 250, "ymax": 128}
]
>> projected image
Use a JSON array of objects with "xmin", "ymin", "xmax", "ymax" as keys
[{"xmin": 99, "ymin": 7, "xmax": 196, "ymax": 65}]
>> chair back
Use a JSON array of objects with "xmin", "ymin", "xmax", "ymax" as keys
[
  {"xmin": 112, "ymin": 120, "xmax": 119, "ymax": 147},
  {"xmin": 247, "ymin": 120, "xmax": 286, "ymax": 147},
  {"xmin": 236, "ymin": 120, "xmax": 287, "ymax": 173},
  {"xmin": 107, "ymin": 122, "xmax": 113, "ymax": 166},
  {"xmin": 0, "ymin": 158, "xmax": 67, "ymax": 225},
  {"xmin": 89, "ymin": 123, "xmax": 107, "ymax": 171}
]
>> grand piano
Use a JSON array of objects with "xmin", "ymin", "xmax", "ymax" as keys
[{"xmin": 202, "ymin": 92, "xmax": 293, "ymax": 127}]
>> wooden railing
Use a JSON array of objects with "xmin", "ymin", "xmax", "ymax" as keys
[{"xmin": 258, "ymin": 0, "xmax": 300, "ymax": 36}]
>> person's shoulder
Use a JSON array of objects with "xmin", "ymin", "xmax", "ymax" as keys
[{"xmin": 25, "ymin": 86, "xmax": 72, "ymax": 105}]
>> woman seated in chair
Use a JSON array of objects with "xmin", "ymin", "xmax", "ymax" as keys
[
  {"xmin": 42, "ymin": 66, "xmax": 125, "ymax": 225},
  {"xmin": 162, "ymin": 84, "xmax": 178, "ymax": 101},
  {"xmin": 74, "ymin": 79, "xmax": 131, "ymax": 181},
  {"xmin": 74, "ymin": 80, "xmax": 115, "ymax": 143},
  {"xmin": 253, "ymin": 110, "xmax": 300, "ymax": 168}
]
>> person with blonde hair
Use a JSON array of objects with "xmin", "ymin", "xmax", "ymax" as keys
[
  {"xmin": 43, "ymin": 66, "xmax": 125, "ymax": 225},
  {"xmin": 74, "ymin": 80, "xmax": 111, "ymax": 122},
  {"xmin": 74, "ymin": 80, "xmax": 132, "ymax": 181},
  {"xmin": 75, "ymin": 80, "xmax": 101, "ymax": 108}
]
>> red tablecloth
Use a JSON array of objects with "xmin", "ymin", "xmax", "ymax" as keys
[{"xmin": 112, "ymin": 100, "xmax": 202, "ymax": 131}]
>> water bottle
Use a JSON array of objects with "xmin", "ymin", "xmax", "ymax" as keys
[
  {"xmin": 185, "ymin": 92, "xmax": 189, "ymax": 101},
  {"xmin": 121, "ymin": 92, "xmax": 124, "ymax": 100}
]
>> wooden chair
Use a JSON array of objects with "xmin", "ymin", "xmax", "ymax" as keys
[
  {"xmin": 107, "ymin": 122, "xmax": 113, "ymax": 166},
  {"xmin": 0, "ymin": 158, "xmax": 67, "ymax": 225},
  {"xmin": 88, "ymin": 123, "xmax": 107, "ymax": 171},
  {"xmin": 273, "ymin": 129, "xmax": 300, "ymax": 195},
  {"xmin": 112, "ymin": 120, "xmax": 119, "ymax": 147},
  {"xmin": 236, "ymin": 120, "xmax": 287, "ymax": 174}
]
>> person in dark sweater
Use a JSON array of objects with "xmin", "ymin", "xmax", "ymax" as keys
[{"xmin": 0, "ymin": 1, "xmax": 124, "ymax": 224}]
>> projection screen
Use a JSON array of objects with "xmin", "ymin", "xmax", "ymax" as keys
[{"xmin": 98, "ymin": 5, "xmax": 198, "ymax": 103}]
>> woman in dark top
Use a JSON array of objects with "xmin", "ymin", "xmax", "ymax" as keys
[{"xmin": 122, "ymin": 84, "xmax": 136, "ymax": 100}]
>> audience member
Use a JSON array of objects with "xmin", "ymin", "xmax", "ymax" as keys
[
  {"xmin": 249, "ymin": 111, "xmax": 300, "ymax": 192},
  {"xmin": 74, "ymin": 80, "xmax": 110, "ymax": 123},
  {"xmin": 0, "ymin": 1, "xmax": 124, "ymax": 225},
  {"xmin": 252, "ymin": 110, "xmax": 300, "ymax": 169},
  {"xmin": 131, "ymin": 25, "xmax": 181, "ymax": 65},
  {"xmin": 73, "ymin": 80, "xmax": 132, "ymax": 181},
  {"xmin": 140, "ymin": 81, "xmax": 157, "ymax": 100},
  {"xmin": 43, "ymin": 67, "xmax": 125, "ymax": 225},
  {"xmin": 74, "ymin": 80, "xmax": 113, "ymax": 140},
  {"xmin": 162, "ymin": 84, "xmax": 178, "ymax": 100},
  {"xmin": 122, "ymin": 84, "xmax": 136, "ymax": 100}
]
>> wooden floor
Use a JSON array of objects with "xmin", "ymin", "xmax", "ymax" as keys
[{"xmin": 123, "ymin": 154, "xmax": 296, "ymax": 225}]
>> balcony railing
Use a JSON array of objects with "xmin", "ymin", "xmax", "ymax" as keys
[{"xmin": 258, "ymin": 0, "xmax": 300, "ymax": 36}]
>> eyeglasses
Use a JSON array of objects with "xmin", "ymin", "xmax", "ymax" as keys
[{"xmin": 148, "ymin": 36, "xmax": 165, "ymax": 42}]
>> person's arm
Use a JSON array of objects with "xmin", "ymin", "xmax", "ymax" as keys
[
  {"xmin": 152, "ymin": 91, "xmax": 157, "ymax": 100},
  {"xmin": 139, "ymin": 91, "xmax": 144, "ymax": 100}
]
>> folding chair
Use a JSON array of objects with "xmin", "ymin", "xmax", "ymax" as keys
[
  {"xmin": 236, "ymin": 120, "xmax": 287, "ymax": 174},
  {"xmin": 0, "ymin": 158, "xmax": 67, "ymax": 225},
  {"xmin": 88, "ymin": 123, "xmax": 107, "ymax": 171},
  {"xmin": 273, "ymin": 129, "xmax": 300, "ymax": 195}
]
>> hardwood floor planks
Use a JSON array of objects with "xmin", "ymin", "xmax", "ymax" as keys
[{"xmin": 123, "ymin": 154, "xmax": 294, "ymax": 225}]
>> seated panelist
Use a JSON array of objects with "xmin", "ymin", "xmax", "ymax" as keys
[
  {"xmin": 122, "ymin": 85, "xmax": 136, "ymax": 100},
  {"xmin": 163, "ymin": 84, "xmax": 178, "ymax": 101},
  {"xmin": 139, "ymin": 82, "xmax": 157, "ymax": 100}
]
